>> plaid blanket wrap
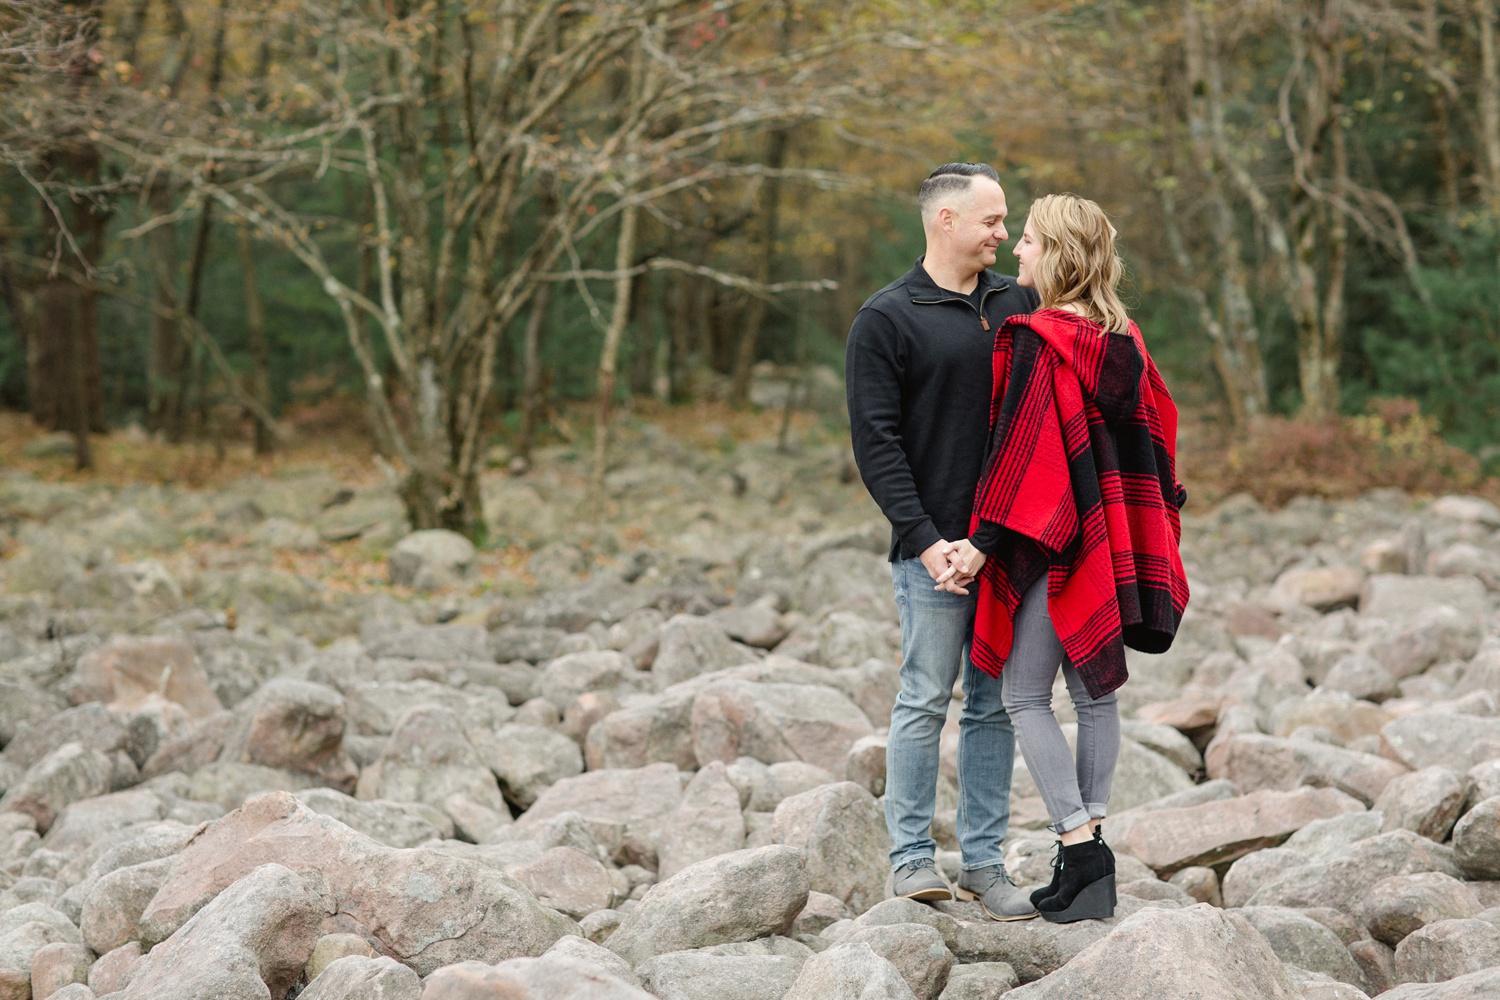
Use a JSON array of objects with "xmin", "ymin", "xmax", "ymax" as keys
[{"xmin": 969, "ymin": 309, "xmax": 1189, "ymax": 700}]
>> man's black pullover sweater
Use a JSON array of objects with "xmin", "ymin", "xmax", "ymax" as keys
[{"xmin": 846, "ymin": 259, "xmax": 1040, "ymax": 562}]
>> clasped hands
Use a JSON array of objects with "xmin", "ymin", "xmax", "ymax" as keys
[{"xmin": 920, "ymin": 538, "xmax": 987, "ymax": 595}]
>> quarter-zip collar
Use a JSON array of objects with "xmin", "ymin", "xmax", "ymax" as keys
[{"xmin": 906, "ymin": 255, "xmax": 1013, "ymax": 330}]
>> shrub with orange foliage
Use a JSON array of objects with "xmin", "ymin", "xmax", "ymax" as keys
[{"xmin": 1199, "ymin": 398, "xmax": 1492, "ymax": 508}]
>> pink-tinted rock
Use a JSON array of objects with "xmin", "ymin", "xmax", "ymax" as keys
[
  {"xmin": 691, "ymin": 680, "xmax": 874, "ymax": 774},
  {"xmin": 72, "ymin": 636, "xmax": 222, "ymax": 719},
  {"xmin": 218, "ymin": 679, "xmax": 356, "ymax": 792},
  {"xmin": 657, "ymin": 761, "xmax": 746, "ymax": 879},
  {"xmin": 1361, "ymin": 872, "xmax": 1481, "ymax": 947},
  {"xmin": 772, "ymin": 782, "xmax": 889, "ymax": 913},
  {"xmin": 29, "ymin": 941, "xmax": 91, "ymax": 999},
  {"xmin": 514, "ymin": 763, "xmax": 682, "ymax": 867},
  {"xmin": 1206, "ymin": 732, "xmax": 1408, "ymax": 806},
  {"xmin": 87, "ymin": 942, "xmax": 143, "ymax": 996},
  {"xmin": 1107, "ymin": 786, "xmax": 1365, "ymax": 875},
  {"xmin": 136, "ymin": 791, "xmax": 576, "ymax": 975},
  {"xmin": 0, "ymin": 744, "xmax": 113, "ymax": 834},
  {"xmin": 503, "ymin": 847, "xmax": 614, "ymax": 921},
  {"xmin": 114, "ymin": 863, "xmax": 329, "ymax": 1000}
]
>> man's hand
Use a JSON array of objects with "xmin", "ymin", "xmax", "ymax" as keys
[
  {"xmin": 933, "ymin": 538, "xmax": 986, "ymax": 594},
  {"xmin": 919, "ymin": 539, "xmax": 954, "ymax": 584}
]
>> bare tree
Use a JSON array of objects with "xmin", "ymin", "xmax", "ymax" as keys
[{"xmin": 88, "ymin": 0, "xmax": 872, "ymax": 535}]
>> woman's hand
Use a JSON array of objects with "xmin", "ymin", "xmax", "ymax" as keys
[{"xmin": 933, "ymin": 538, "xmax": 986, "ymax": 593}]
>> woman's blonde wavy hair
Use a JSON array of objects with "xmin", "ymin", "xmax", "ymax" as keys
[{"xmin": 1026, "ymin": 194, "xmax": 1130, "ymax": 333}]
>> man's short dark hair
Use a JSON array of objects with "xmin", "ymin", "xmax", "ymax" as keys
[{"xmin": 919, "ymin": 163, "xmax": 1000, "ymax": 219}]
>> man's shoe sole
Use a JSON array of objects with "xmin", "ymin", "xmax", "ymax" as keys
[
  {"xmin": 954, "ymin": 886, "xmax": 1040, "ymax": 920},
  {"xmin": 897, "ymin": 886, "xmax": 953, "ymax": 901}
]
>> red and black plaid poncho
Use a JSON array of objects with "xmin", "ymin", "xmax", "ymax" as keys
[{"xmin": 968, "ymin": 308, "xmax": 1189, "ymax": 700}]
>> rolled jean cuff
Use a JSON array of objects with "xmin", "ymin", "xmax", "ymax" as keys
[
  {"xmin": 890, "ymin": 852, "xmax": 934, "ymax": 872},
  {"xmin": 1086, "ymin": 803, "xmax": 1108, "ymax": 820},
  {"xmin": 961, "ymin": 858, "xmax": 1005, "ymax": 872},
  {"xmin": 1052, "ymin": 807, "xmax": 1093, "ymax": 835}
]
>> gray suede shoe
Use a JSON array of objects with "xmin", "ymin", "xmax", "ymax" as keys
[
  {"xmin": 955, "ymin": 865, "xmax": 1039, "ymax": 921},
  {"xmin": 891, "ymin": 858, "xmax": 952, "ymax": 901}
]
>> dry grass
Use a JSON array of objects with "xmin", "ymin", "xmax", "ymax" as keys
[{"xmin": 0, "ymin": 411, "xmax": 383, "ymax": 491}]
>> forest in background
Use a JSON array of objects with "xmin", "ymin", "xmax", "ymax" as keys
[{"xmin": 1, "ymin": 0, "xmax": 1498, "ymax": 535}]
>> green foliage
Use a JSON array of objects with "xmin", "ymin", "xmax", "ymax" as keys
[{"xmin": 1360, "ymin": 226, "xmax": 1500, "ymax": 455}]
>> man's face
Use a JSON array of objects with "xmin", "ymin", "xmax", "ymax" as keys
[{"xmin": 944, "ymin": 178, "xmax": 1009, "ymax": 270}]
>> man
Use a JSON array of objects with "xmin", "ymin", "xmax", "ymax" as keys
[{"xmin": 845, "ymin": 163, "xmax": 1039, "ymax": 920}]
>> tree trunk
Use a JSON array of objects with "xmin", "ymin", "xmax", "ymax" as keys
[
  {"xmin": 729, "ymin": 3, "xmax": 795, "ymax": 407},
  {"xmin": 147, "ymin": 184, "xmax": 185, "ymax": 433},
  {"xmin": 1179, "ymin": 0, "xmax": 1269, "ymax": 425},
  {"xmin": 30, "ymin": 146, "xmax": 106, "ymax": 444},
  {"xmin": 239, "ymin": 225, "xmax": 274, "ymax": 455},
  {"xmin": 592, "ymin": 201, "xmax": 641, "ymax": 503},
  {"xmin": 1479, "ymin": 0, "xmax": 1500, "ymax": 218},
  {"xmin": 517, "ymin": 282, "xmax": 550, "ymax": 461}
]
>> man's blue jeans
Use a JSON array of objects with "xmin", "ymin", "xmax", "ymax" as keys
[{"xmin": 886, "ymin": 556, "xmax": 1016, "ymax": 871}]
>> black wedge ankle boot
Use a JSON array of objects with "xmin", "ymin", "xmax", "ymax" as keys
[
  {"xmin": 1095, "ymin": 826, "xmax": 1117, "ymax": 907},
  {"xmin": 1029, "ymin": 840, "xmax": 1064, "ymax": 908},
  {"xmin": 1036, "ymin": 838, "xmax": 1115, "ymax": 923}
]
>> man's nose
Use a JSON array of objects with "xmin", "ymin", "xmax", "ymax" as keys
[{"xmin": 996, "ymin": 225, "xmax": 1008, "ymax": 242}]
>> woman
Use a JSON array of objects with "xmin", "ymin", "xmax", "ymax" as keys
[{"xmin": 939, "ymin": 193, "xmax": 1189, "ymax": 923}]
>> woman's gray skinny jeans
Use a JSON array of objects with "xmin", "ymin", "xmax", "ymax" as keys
[{"xmin": 999, "ymin": 575, "xmax": 1121, "ymax": 835}]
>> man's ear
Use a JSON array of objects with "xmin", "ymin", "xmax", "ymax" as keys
[{"xmin": 938, "ymin": 206, "xmax": 957, "ymax": 232}]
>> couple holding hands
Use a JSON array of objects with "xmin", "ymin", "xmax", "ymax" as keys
[{"xmin": 845, "ymin": 163, "xmax": 1191, "ymax": 923}]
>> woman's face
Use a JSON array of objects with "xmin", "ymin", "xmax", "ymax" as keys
[{"xmin": 1013, "ymin": 219, "xmax": 1041, "ymax": 288}]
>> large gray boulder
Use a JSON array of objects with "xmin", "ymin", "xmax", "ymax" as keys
[
  {"xmin": 635, "ymin": 952, "xmax": 804, "ymax": 1000},
  {"xmin": 782, "ymin": 940, "xmax": 919, "ymax": 1000},
  {"xmin": 605, "ymin": 845, "xmax": 810, "ymax": 966},
  {"xmin": 1206, "ymin": 733, "xmax": 1408, "ymax": 806},
  {"xmin": 354, "ymin": 705, "xmax": 507, "ymax": 822},
  {"xmin": 111, "ymin": 863, "xmax": 330, "ymax": 1000},
  {"xmin": 1360, "ymin": 872, "xmax": 1482, "ymax": 947},
  {"xmin": 772, "ymin": 781, "xmax": 890, "ymax": 913},
  {"xmin": 1393, "ymin": 918, "xmax": 1500, "ymax": 986},
  {"xmin": 293, "ymin": 788, "xmax": 452, "ymax": 848},
  {"xmin": 1379, "ymin": 967, "xmax": 1500, "ymax": 998},
  {"xmin": 1452, "ymin": 795, "xmax": 1500, "ymax": 879},
  {"xmin": 0, "ymin": 742, "xmax": 114, "ymax": 834},
  {"xmin": 842, "ymin": 923, "xmax": 954, "ymax": 1000},
  {"xmin": 1381, "ymin": 713, "xmax": 1500, "ymax": 772},
  {"xmin": 652, "ymin": 615, "xmax": 756, "ymax": 689},
  {"xmin": 1106, "ymin": 786, "xmax": 1364, "ymax": 875},
  {"xmin": 514, "ymin": 762, "xmax": 683, "ymax": 867},
  {"xmin": 1004, "ymin": 904, "xmax": 1300, "ymax": 999},
  {"xmin": 657, "ymin": 761, "xmax": 747, "ymax": 879},
  {"xmin": 300, "ymin": 955, "xmax": 421, "ymax": 1000},
  {"xmin": 691, "ymin": 680, "xmax": 875, "ymax": 774},
  {"xmin": 468, "ymin": 723, "xmax": 583, "ymax": 810},
  {"xmin": 0, "ymin": 903, "xmax": 84, "ymax": 980},
  {"xmin": 938, "ymin": 963, "xmax": 1020, "ymax": 1000},
  {"xmin": 1245, "ymin": 830, "xmax": 1464, "ymax": 912},
  {"xmin": 218, "ymin": 678, "xmax": 357, "ymax": 792},
  {"xmin": 539, "ymin": 650, "xmax": 652, "ymax": 711},
  {"xmin": 1374, "ymin": 767, "xmax": 1472, "ymax": 841},
  {"xmin": 387, "ymin": 530, "xmax": 475, "ymax": 590},
  {"xmin": 134, "ymin": 792, "xmax": 576, "ymax": 974},
  {"xmin": 1360, "ymin": 574, "xmax": 1488, "ymax": 622},
  {"xmin": 1235, "ymin": 906, "xmax": 1367, "ymax": 992}
]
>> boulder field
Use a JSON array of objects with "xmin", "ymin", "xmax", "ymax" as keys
[{"xmin": 1, "ymin": 444, "xmax": 1499, "ymax": 999}]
